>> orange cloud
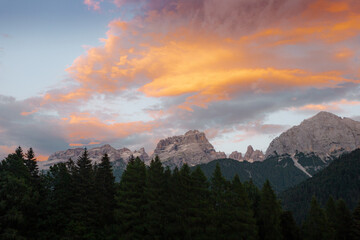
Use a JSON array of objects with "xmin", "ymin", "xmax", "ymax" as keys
[
  {"xmin": 334, "ymin": 48, "xmax": 354, "ymax": 59},
  {"xmin": 61, "ymin": 113, "xmax": 160, "ymax": 143},
  {"xmin": 69, "ymin": 141, "xmax": 100, "ymax": 147},
  {"xmin": 36, "ymin": 154, "xmax": 49, "ymax": 162},
  {"xmin": 297, "ymin": 99, "xmax": 360, "ymax": 112}
]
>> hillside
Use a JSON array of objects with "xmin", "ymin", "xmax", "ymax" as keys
[
  {"xmin": 280, "ymin": 148, "xmax": 360, "ymax": 223},
  {"xmin": 194, "ymin": 152, "xmax": 326, "ymax": 192}
]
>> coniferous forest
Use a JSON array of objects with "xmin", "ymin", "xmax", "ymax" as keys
[{"xmin": 1, "ymin": 147, "xmax": 360, "ymax": 240}]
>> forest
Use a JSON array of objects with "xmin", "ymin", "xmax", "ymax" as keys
[{"xmin": 0, "ymin": 147, "xmax": 359, "ymax": 240}]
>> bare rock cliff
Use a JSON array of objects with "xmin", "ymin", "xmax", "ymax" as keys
[
  {"xmin": 151, "ymin": 130, "xmax": 226, "ymax": 168},
  {"xmin": 229, "ymin": 145, "xmax": 265, "ymax": 162},
  {"xmin": 265, "ymin": 111, "xmax": 360, "ymax": 158}
]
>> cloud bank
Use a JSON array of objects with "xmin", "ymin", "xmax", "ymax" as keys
[{"xmin": 1, "ymin": 0, "xmax": 360, "ymax": 158}]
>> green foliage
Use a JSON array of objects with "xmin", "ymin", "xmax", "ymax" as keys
[
  {"xmin": 334, "ymin": 199, "xmax": 353, "ymax": 240},
  {"xmin": 302, "ymin": 196, "xmax": 331, "ymax": 240},
  {"xmin": 115, "ymin": 156, "xmax": 147, "ymax": 239},
  {"xmin": 144, "ymin": 156, "xmax": 166, "ymax": 240},
  {"xmin": 280, "ymin": 211, "xmax": 300, "ymax": 240},
  {"xmin": 95, "ymin": 153, "xmax": 116, "ymax": 236},
  {"xmin": 352, "ymin": 201, "xmax": 360, "ymax": 239},
  {"xmin": 258, "ymin": 180, "xmax": 282, "ymax": 240},
  {"xmin": 281, "ymin": 149, "xmax": 360, "ymax": 223},
  {"xmin": 71, "ymin": 148, "xmax": 98, "ymax": 239},
  {"xmin": 1, "ymin": 147, "xmax": 359, "ymax": 240},
  {"xmin": 195, "ymin": 155, "xmax": 311, "ymax": 193}
]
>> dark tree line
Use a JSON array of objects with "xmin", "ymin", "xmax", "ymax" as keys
[{"xmin": 0, "ymin": 147, "xmax": 359, "ymax": 240}]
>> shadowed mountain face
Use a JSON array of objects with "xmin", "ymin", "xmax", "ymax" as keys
[
  {"xmin": 280, "ymin": 148, "xmax": 360, "ymax": 223},
  {"xmin": 194, "ymin": 151, "xmax": 326, "ymax": 193}
]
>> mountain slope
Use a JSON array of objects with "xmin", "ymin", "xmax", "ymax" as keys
[
  {"xmin": 266, "ymin": 111, "xmax": 360, "ymax": 159},
  {"xmin": 40, "ymin": 144, "xmax": 149, "ymax": 169},
  {"xmin": 151, "ymin": 130, "xmax": 226, "ymax": 168},
  {"xmin": 195, "ymin": 151, "xmax": 326, "ymax": 192},
  {"xmin": 280, "ymin": 148, "xmax": 360, "ymax": 223}
]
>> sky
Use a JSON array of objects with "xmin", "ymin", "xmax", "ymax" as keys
[{"xmin": 0, "ymin": 0, "xmax": 360, "ymax": 161}]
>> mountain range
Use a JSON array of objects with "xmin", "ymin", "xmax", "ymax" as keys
[{"xmin": 40, "ymin": 111, "xmax": 360, "ymax": 191}]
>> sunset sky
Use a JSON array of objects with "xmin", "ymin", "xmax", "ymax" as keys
[{"xmin": 1, "ymin": 0, "xmax": 360, "ymax": 160}]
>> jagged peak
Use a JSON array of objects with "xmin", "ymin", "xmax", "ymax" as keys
[
  {"xmin": 308, "ymin": 111, "xmax": 341, "ymax": 121},
  {"xmin": 185, "ymin": 129, "xmax": 201, "ymax": 136}
]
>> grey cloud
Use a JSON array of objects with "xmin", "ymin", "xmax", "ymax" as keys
[
  {"xmin": 0, "ymin": 95, "xmax": 69, "ymax": 155},
  {"xmin": 159, "ymin": 83, "xmax": 360, "ymax": 132}
]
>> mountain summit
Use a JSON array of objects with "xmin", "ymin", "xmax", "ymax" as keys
[
  {"xmin": 151, "ymin": 130, "xmax": 226, "ymax": 168},
  {"xmin": 265, "ymin": 111, "xmax": 360, "ymax": 158}
]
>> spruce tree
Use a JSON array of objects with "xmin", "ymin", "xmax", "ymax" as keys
[
  {"xmin": 325, "ymin": 196, "xmax": 337, "ymax": 237},
  {"xmin": 244, "ymin": 179, "xmax": 261, "ymax": 221},
  {"xmin": 144, "ymin": 156, "xmax": 166, "ymax": 240},
  {"xmin": 71, "ymin": 148, "xmax": 97, "ymax": 239},
  {"xmin": 210, "ymin": 163, "xmax": 229, "ymax": 239},
  {"xmin": 177, "ymin": 164, "xmax": 194, "ymax": 239},
  {"xmin": 258, "ymin": 180, "xmax": 282, "ymax": 240},
  {"xmin": 115, "ymin": 156, "xmax": 147, "ymax": 240},
  {"xmin": 302, "ymin": 196, "xmax": 331, "ymax": 240},
  {"xmin": 225, "ymin": 175, "xmax": 258, "ymax": 240},
  {"xmin": 334, "ymin": 199, "xmax": 353, "ymax": 240},
  {"xmin": 24, "ymin": 148, "xmax": 39, "ymax": 179},
  {"xmin": 188, "ymin": 166, "xmax": 212, "ymax": 239},
  {"xmin": 352, "ymin": 201, "xmax": 360, "ymax": 240},
  {"xmin": 15, "ymin": 146, "xmax": 24, "ymax": 159},
  {"xmin": 0, "ymin": 152, "xmax": 34, "ymax": 240},
  {"xmin": 43, "ymin": 162, "xmax": 75, "ymax": 239},
  {"xmin": 95, "ymin": 153, "xmax": 115, "ymax": 234},
  {"xmin": 163, "ymin": 167, "xmax": 181, "ymax": 239},
  {"xmin": 280, "ymin": 211, "xmax": 300, "ymax": 240}
]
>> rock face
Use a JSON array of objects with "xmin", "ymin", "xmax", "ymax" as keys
[
  {"xmin": 265, "ymin": 111, "xmax": 360, "ymax": 159},
  {"xmin": 151, "ymin": 130, "xmax": 226, "ymax": 168},
  {"xmin": 42, "ymin": 144, "xmax": 149, "ymax": 169},
  {"xmin": 229, "ymin": 145, "xmax": 265, "ymax": 163}
]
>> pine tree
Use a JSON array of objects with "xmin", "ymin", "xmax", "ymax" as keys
[
  {"xmin": 43, "ymin": 162, "xmax": 76, "ymax": 239},
  {"xmin": 209, "ymin": 163, "xmax": 230, "ymax": 239},
  {"xmin": 244, "ymin": 179, "xmax": 261, "ymax": 221},
  {"xmin": 71, "ymin": 148, "xmax": 97, "ymax": 239},
  {"xmin": 0, "ymin": 152, "xmax": 34, "ymax": 240},
  {"xmin": 177, "ymin": 164, "xmax": 194, "ymax": 239},
  {"xmin": 258, "ymin": 180, "xmax": 282, "ymax": 240},
  {"xmin": 280, "ymin": 211, "xmax": 300, "ymax": 240},
  {"xmin": 163, "ymin": 167, "xmax": 181, "ymax": 239},
  {"xmin": 15, "ymin": 146, "xmax": 24, "ymax": 159},
  {"xmin": 95, "ymin": 153, "xmax": 115, "ymax": 234},
  {"xmin": 302, "ymin": 196, "xmax": 331, "ymax": 240},
  {"xmin": 325, "ymin": 196, "xmax": 337, "ymax": 237},
  {"xmin": 220, "ymin": 174, "xmax": 258, "ymax": 240},
  {"xmin": 334, "ymin": 199, "xmax": 353, "ymax": 240},
  {"xmin": 144, "ymin": 156, "xmax": 166, "ymax": 240},
  {"xmin": 188, "ymin": 166, "xmax": 212, "ymax": 239},
  {"xmin": 115, "ymin": 156, "xmax": 147, "ymax": 240},
  {"xmin": 352, "ymin": 201, "xmax": 360, "ymax": 239},
  {"xmin": 24, "ymin": 148, "xmax": 39, "ymax": 179}
]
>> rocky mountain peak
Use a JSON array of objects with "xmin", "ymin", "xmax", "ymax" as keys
[
  {"xmin": 265, "ymin": 111, "xmax": 360, "ymax": 158},
  {"xmin": 244, "ymin": 145, "xmax": 254, "ymax": 159},
  {"xmin": 151, "ymin": 130, "xmax": 226, "ymax": 168},
  {"xmin": 229, "ymin": 145, "xmax": 265, "ymax": 163},
  {"xmin": 41, "ymin": 144, "xmax": 149, "ymax": 169}
]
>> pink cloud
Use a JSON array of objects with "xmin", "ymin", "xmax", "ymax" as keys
[{"xmin": 84, "ymin": 0, "xmax": 102, "ymax": 11}]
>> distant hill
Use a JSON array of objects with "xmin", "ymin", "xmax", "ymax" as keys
[
  {"xmin": 194, "ymin": 151, "xmax": 327, "ymax": 193},
  {"xmin": 280, "ymin": 148, "xmax": 360, "ymax": 223}
]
